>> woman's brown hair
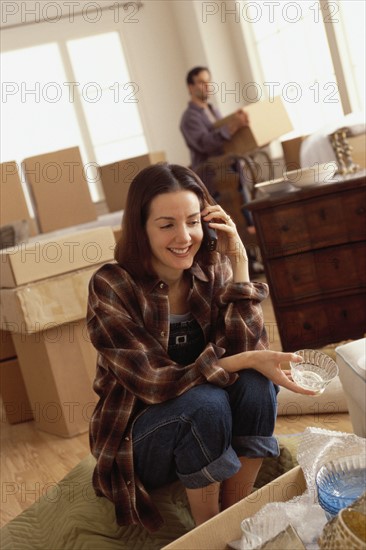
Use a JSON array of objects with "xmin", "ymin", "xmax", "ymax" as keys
[{"xmin": 114, "ymin": 162, "xmax": 217, "ymax": 279}]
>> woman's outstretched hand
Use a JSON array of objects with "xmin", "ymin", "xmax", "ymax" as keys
[{"xmin": 218, "ymin": 350, "xmax": 317, "ymax": 395}]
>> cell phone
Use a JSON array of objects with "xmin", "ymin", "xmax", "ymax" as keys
[{"xmin": 202, "ymin": 221, "xmax": 217, "ymax": 251}]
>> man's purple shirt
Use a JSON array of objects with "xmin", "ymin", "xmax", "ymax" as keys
[{"xmin": 180, "ymin": 101, "xmax": 230, "ymax": 169}]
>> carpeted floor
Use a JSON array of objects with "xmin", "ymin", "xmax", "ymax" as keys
[{"xmin": 0, "ymin": 435, "xmax": 302, "ymax": 550}]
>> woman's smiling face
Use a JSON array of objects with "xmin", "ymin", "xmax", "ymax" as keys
[{"xmin": 146, "ymin": 190, "xmax": 203, "ymax": 281}]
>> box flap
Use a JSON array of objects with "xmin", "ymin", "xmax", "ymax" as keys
[{"xmin": 162, "ymin": 466, "xmax": 306, "ymax": 550}]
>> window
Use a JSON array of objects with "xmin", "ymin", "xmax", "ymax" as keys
[
  {"xmin": 1, "ymin": 30, "xmax": 147, "ymax": 200},
  {"xmin": 1, "ymin": 43, "xmax": 84, "ymax": 165},
  {"xmin": 241, "ymin": 0, "xmax": 364, "ymax": 136},
  {"xmin": 67, "ymin": 32, "xmax": 147, "ymax": 166},
  {"xmin": 336, "ymin": 0, "xmax": 365, "ymax": 112}
]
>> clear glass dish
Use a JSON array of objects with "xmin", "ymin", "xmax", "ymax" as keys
[
  {"xmin": 290, "ymin": 349, "xmax": 338, "ymax": 394},
  {"xmin": 241, "ymin": 515, "xmax": 289, "ymax": 549}
]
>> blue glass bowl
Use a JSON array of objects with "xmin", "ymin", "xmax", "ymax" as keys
[{"xmin": 316, "ymin": 455, "xmax": 366, "ymax": 517}]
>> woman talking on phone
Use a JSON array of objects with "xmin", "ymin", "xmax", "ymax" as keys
[{"xmin": 87, "ymin": 163, "xmax": 313, "ymax": 532}]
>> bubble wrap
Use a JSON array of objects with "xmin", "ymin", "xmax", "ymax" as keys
[
  {"xmin": 228, "ymin": 429, "xmax": 366, "ymax": 550},
  {"xmin": 228, "ymin": 494, "xmax": 327, "ymax": 550},
  {"xmin": 297, "ymin": 427, "xmax": 366, "ymax": 500}
]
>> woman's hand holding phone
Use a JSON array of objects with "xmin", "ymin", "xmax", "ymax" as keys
[
  {"xmin": 201, "ymin": 206, "xmax": 249, "ymax": 282},
  {"xmin": 202, "ymin": 221, "xmax": 218, "ymax": 251}
]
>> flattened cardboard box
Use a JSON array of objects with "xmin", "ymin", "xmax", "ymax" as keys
[
  {"xmin": 100, "ymin": 151, "xmax": 166, "ymax": 212},
  {"xmin": 0, "ymin": 265, "xmax": 103, "ymax": 334},
  {"xmin": 162, "ymin": 466, "xmax": 306, "ymax": 550},
  {"xmin": 0, "ymin": 226, "xmax": 115, "ymax": 288},
  {"xmin": 214, "ymin": 96, "xmax": 293, "ymax": 155}
]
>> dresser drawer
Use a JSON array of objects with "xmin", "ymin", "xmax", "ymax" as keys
[
  {"xmin": 277, "ymin": 295, "xmax": 366, "ymax": 351},
  {"xmin": 267, "ymin": 242, "xmax": 366, "ymax": 303},
  {"xmin": 256, "ymin": 189, "xmax": 366, "ymax": 258}
]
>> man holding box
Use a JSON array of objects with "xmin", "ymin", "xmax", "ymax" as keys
[
  {"xmin": 180, "ymin": 66, "xmax": 249, "ymax": 173},
  {"xmin": 180, "ymin": 66, "xmax": 263, "ymax": 274}
]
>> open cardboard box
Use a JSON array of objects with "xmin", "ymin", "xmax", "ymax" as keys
[
  {"xmin": 162, "ymin": 466, "xmax": 306, "ymax": 550},
  {"xmin": 214, "ymin": 96, "xmax": 293, "ymax": 155}
]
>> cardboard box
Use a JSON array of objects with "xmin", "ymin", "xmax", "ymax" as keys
[
  {"xmin": 0, "ymin": 357, "xmax": 34, "ymax": 424},
  {"xmin": 0, "ymin": 226, "xmax": 115, "ymax": 288},
  {"xmin": 348, "ymin": 133, "xmax": 366, "ymax": 168},
  {"xmin": 0, "ymin": 161, "xmax": 38, "ymax": 236},
  {"xmin": 0, "ymin": 329, "xmax": 16, "ymax": 360},
  {"xmin": 162, "ymin": 466, "xmax": 306, "ymax": 550},
  {"xmin": 112, "ymin": 226, "xmax": 122, "ymax": 244},
  {"xmin": 281, "ymin": 135, "xmax": 308, "ymax": 170},
  {"xmin": 22, "ymin": 147, "xmax": 97, "ymax": 233},
  {"xmin": 11, "ymin": 319, "xmax": 97, "ymax": 437},
  {"xmin": 214, "ymin": 96, "xmax": 293, "ymax": 155},
  {"xmin": 0, "ymin": 265, "xmax": 102, "ymax": 334},
  {"xmin": 100, "ymin": 151, "xmax": 166, "ymax": 212}
]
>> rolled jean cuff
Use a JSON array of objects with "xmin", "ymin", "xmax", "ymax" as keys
[
  {"xmin": 177, "ymin": 446, "xmax": 241, "ymax": 489},
  {"xmin": 232, "ymin": 435, "xmax": 280, "ymax": 458}
]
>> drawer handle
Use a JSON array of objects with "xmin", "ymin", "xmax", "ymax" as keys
[
  {"xmin": 319, "ymin": 208, "xmax": 326, "ymax": 220},
  {"xmin": 341, "ymin": 309, "xmax": 348, "ymax": 319},
  {"xmin": 331, "ymin": 258, "xmax": 340, "ymax": 269},
  {"xmin": 303, "ymin": 322, "xmax": 312, "ymax": 330},
  {"xmin": 280, "ymin": 224, "xmax": 289, "ymax": 232}
]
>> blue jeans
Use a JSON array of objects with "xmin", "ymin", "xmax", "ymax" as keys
[{"xmin": 132, "ymin": 369, "xmax": 279, "ymax": 490}]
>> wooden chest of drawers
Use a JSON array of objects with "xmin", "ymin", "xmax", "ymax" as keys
[{"xmin": 247, "ymin": 171, "xmax": 366, "ymax": 351}]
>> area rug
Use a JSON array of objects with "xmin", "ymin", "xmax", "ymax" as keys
[{"xmin": 0, "ymin": 436, "xmax": 300, "ymax": 550}]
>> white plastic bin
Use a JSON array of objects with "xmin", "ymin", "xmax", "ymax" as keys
[{"xmin": 336, "ymin": 338, "xmax": 366, "ymax": 437}]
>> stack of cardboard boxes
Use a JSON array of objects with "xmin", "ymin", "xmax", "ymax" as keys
[
  {"xmin": 0, "ymin": 227, "xmax": 116, "ymax": 437},
  {"xmin": 0, "ymin": 148, "xmax": 165, "ymax": 437}
]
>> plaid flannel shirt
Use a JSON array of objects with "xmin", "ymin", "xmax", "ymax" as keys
[{"xmin": 86, "ymin": 257, "xmax": 269, "ymax": 532}]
